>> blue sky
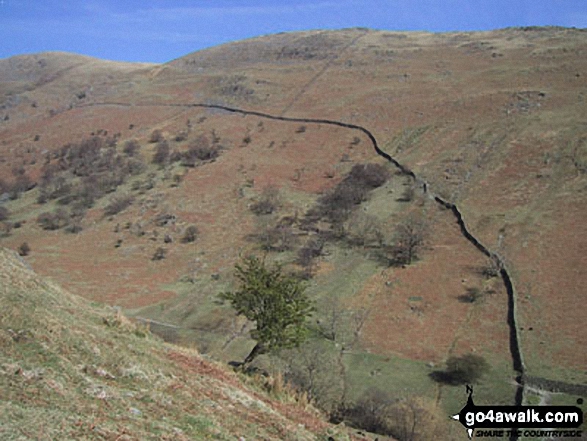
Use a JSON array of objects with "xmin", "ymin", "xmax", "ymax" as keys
[{"xmin": 0, "ymin": 0, "xmax": 586, "ymax": 63}]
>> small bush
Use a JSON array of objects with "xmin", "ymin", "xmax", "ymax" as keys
[
  {"xmin": 37, "ymin": 209, "xmax": 70, "ymax": 230},
  {"xmin": 250, "ymin": 186, "xmax": 280, "ymax": 215},
  {"xmin": 65, "ymin": 222, "xmax": 83, "ymax": 234},
  {"xmin": 347, "ymin": 163, "xmax": 390, "ymax": 188},
  {"xmin": 297, "ymin": 238, "xmax": 324, "ymax": 274},
  {"xmin": 152, "ymin": 140, "xmax": 170, "ymax": 165},
  {"xmin": 17, "ymin": 242, "xmax": 30, "ymax": 256},
  {"xmin": 458, "ymin": 287, "xmax": 484, "ymax": 303},
  {"xmin": 398, "ymin": 184, "xmax": 415, "ymax": 202},
  {"xmin": 0, "ymin": 206, "xmax": 9, "ymax": 221},
  {"xmin": 334, "ymin": 388, "xmax": 395, "ymax": 435},
  {"xmin": 103, "ymin": 195, "xmax": 133, "ymax": 216},
  {"xmin": 429, "ymin": 353, "xmax": 490, "ymax": 385},
  {"xmin": 181, "ymin": 137, "xmax": 218, "ymax": 167},
  {"xmin": 149, "ymin": 129, "xmax": 164, "ymax": 143},
  {"xmin": 254, "ymin": 220, "xmax": 297, "ymax": 252},
  {"xmin": 152, "ymin": 247, "xmax": 167, "ymax": 261},
  {"xmin": 481, "ymin": 259, "xmax": 500, "ymax": 278},
  {"xmin": 181, "ymin": 225, "xmax": 199, "ymax": 243},
  {"xmin": 9, "ymin": 174, "xmax": 34, "ymax": 200},
  {"xmin": 123, "ymin": 140, "xmax": 140, "ymax": 157}
]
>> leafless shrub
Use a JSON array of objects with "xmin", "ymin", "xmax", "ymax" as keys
[
  {"xmin": 152, "ymin": 247, "xmax": 167, "ymax": 261},
  {"xmin": 103, "ymin": 195, "xmax": 133, "ymax": 216},
  {"xmin": 149, "ymin": 129, "xmax": 164, "ymax": 143},
  {"xmin": 181, "ymin": 225, "xmax": 199, "ymax": 243},
  {"xmin": 335, "ymin": 388, "xmax": 395, "ymax": 435},
  {"xmin": 181, "ymin": 137, "xmax": 219, "ymax": 167},
  {"xmin": 0, "ymin": 206, "xmax": 9, "ymax": 221},
  {"xmin": 250, "ymin": 186, "xmax": 280, "ymax": 215},
  {"xmin": 297, "ymin": 237, "xmax": 324, "ymax": 278},
  {"xmin": 346, "ymin": 212, "xmax": 383, "ymax": 247},
  {"xmin": 9, "ymin": 174, "xmax": 34, "ymax": 200},
  {"xmin": 152, "ymin": 140, "xmax": 170, "ymax": 165},
  {"xmin": 307, "ymin": 163, "xmax": 390, "ymax": 232},
  {"xmin": 481, "ymin": 258, "xmax": 500, "ymax": 278},
  {"xmin": 17, "ymin": 242, "xmax": 30, "ymax": 256},
  {"xmin": 123, "ymin": 139, "xmax": 140, "ymax": 157},
  {"xmin": 37, "ymin": 209, "xmax": 70, "ymax": 230},
  {"xmin": 280, "ymin": 341, "xmax": 343, "ymax": 413},
  {"xmin": 174, "ymin": 131, "xmax": 188, "ymax": 142},
  {"xmin": 398, "ymin": 183, "xmax": 415, "ymax": 202},
  {"xmin": 253, "ymin": 217, "xmax": 297, "ymax": 252}
]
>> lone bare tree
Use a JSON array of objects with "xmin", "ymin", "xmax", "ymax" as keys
[{"xmin": 381, "ymin": 214, "xmax": 428, "ymax": 266}]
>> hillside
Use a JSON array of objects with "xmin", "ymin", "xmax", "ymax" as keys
[
  {"xmin": 0, "ymin": 247, "xmax": 354, "ymax": 440},
  {"xmin": 0, "ymin": 26, "xmax": 585, "ymax": 437}
]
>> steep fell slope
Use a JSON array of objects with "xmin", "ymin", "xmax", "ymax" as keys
[{"xmin": 0, "ymin": 247, "xmax": 352, "ymax": 440}]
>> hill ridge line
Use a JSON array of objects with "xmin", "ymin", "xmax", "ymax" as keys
[{"xmin": 76, "ymin": 99, "xmax": 526, "ymax": 412}]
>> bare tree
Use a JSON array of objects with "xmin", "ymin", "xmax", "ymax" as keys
[
  {"xmin": 250, "ymin": 186, "xmax": 280, "ymax": 215},
  {"xmin": 281, "ymin": 341, "xmax": 343, "ymax": 413},
  {"xmin": 381, "ymin": 214, "xmax": 428, "ymax": 266},
  {"xmin": 346, "ymin": 211, "xmax": 383, "ymax": 247}
]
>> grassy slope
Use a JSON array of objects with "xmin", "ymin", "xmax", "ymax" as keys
[{"xmin": 0, "ymin": 247, "xmax": 355, "ymax": 440}]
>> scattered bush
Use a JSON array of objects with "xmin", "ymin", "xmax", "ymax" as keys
[
  {"xmin": 280, "ymin": 341, "xmax": 342, "ymax": 412},
  {"xmin": 0, "ymin": 221, "xmax": 12, "ymax": 237},
  {"xmin": 0, "ymin": 206, "xmax": 9, "ymax": 221},
  {"xmin": 181, "ymin": 225, "xmax": 199, "ymax": 243},
  {"xmin": 297, "ymin": 238, "xmax": 324, "ymax": 276},
  {"xmin": 37, "ymin": 209, "xmax": 70, "ymax": 230},
  {"xmin": 306, "ymin": 163, "xmax": 390, "ymax": 230},
  {"xmin": 458, "ymin": 287, "xmax": 484, "ymax": 303},
  {"xmin": 481, "ymin": 258, "xmax": 500, "ymax": 278},
  {"xmin": 152, "ymin": 247, "xmax": 167, "ymax": 261},
  {"xmin": 347, "ymin": 163, "xmax": 390, "ymax": 189},
  {"xmin": 103, "ymin": 195, "xmax": 134, "ymax": 216},
  {"xmin": 123, "ymin": 139, "xmax": 140, "ymax": 157},
  {"xmin": 17, "ymin": 242, "xmax": 30, "ymax": 256},
  {"xmin": 398, "ymin": 183, "xmax": 415, "ymax": 202},
  {"xmin": 9, "ymin": 174, "xmax": 34, "ymax": 200},
  {"xmin": 346, "ymin": 211, "xmax": 383, "ymax": 247},
  {"xmin": 334, "ymin": 388, "xmax": 395, "ymax": 435},
  {"xmin": 37, "ymin": 172, "xmax": 72, "ymax": 204},
  {"xmin": 250, "ymin": 186, "xmax": 280, "ymax": 215},
  {"xmin": 181, "ymin": 139, "xmax": 219, "ymax": 167},
  {"xmin": 152, "ymin": 140, "xmax": 170, "ymax": 165},
  {"xmin": 37, "ymin": 136, "xmax": 146, "ymax": 215},
  {"xmin": 253, "ymin": 217, "xmax": 297, "ymax": 252},
  {"xmin": 149, "ymin": 129, "xmax": 164, "ymax": 143}
]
